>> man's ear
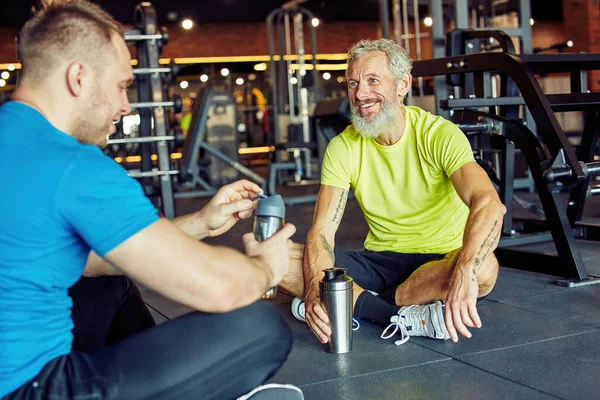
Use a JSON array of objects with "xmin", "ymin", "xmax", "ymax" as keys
[
  {"xmin": 396, "ymin": 72, "xmax": 413, "ymax": 98},
  {"xmin": 66, "ymin": 61, "xmax": 87, "ymax": 97}
]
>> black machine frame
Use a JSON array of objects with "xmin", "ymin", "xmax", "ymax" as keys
[{"xmin": 412, "ymin": 46, "xmax": 600, "ymax": 286}]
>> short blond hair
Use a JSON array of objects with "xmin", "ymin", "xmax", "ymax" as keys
[{"xmin": 17, "ymin": 0, "xmax": 123, "ymax": 81}]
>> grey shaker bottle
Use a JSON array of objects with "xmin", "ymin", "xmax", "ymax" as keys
[
  {"xmin": 319, "ymin": 268, "xmax": 354, "ymax": 354},
  {"xmin": 253, "ymin": 194, "xmax": 285, "ymax": 299}
]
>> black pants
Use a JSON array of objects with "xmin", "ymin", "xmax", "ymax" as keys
[{"xmin": 4, "ymin": 276, "xmax": 293, "ymax": 400}]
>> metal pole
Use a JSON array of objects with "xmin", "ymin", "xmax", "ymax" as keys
[
  {"xmin": 379, "ymin": 0, "xmax": 391, "ymax": 39},
  {"xmin": 393, "ymin": 0, "xmax": 402, "ymax": 44},
  {"xmin": 401, "ymin": 0, "xmax": 411, "ymax": 97},
  {"xmin": 413, "ymin": 0, "xmax": 423, "ymax": 96},
  {"xmin": 429, "ymin": 0, "xmax": 449, "ymax": 118}
]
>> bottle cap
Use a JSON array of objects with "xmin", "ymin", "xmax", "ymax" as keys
[
  {"xmin": 319, "ymin": 268, "xmax": 353, "ymax": 291},
  {"xmin": 256, "ymin": 194, "xmax": 285, "ymax": 219}
]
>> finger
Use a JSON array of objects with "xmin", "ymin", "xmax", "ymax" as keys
[
  {"xmin": 312, "ymin": 303, "xmax": 330, "ymax": 327},
  {"xmin": 238, "ymin": 209, "xmax": 253, "ymax": 219},
  {"xmin": 267, "ymin": 223, "xmax": 296, "ymax": 242},
  {"xmin": 460, "ymin": 306, "xmax": 476, "ymax": 328},
  {"xmin": 306, "ymin": 316, "xmax": 329, "ymax": 344},
  {"xmin": 219, "ymin": 199, "xmax": 254, "ymax": 217},
  {"xmin": 452, "ymin": 303, "xmax": 471, "ymax": 339},
  {"xmin": 234, "ymin": 179, "xmax": 263, "ymax": 196},
  {"xmin": 445, "ymin": 305, "xmax": 459, "ymax": 343},
  {"xmin": 469, "ymin": 303, "xmax": 482, "ymax": 328},
  {"xmin": 307, "ymin": 309, "xmax": 331, "ymax": 338},
  {"xmin": 242, "ymin": 232, "xmax": 256, "ymax": 247}
]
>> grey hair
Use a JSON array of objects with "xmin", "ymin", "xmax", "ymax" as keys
[{"xmin": 347, "ymin": 38, "xmax": 413, "ymax": 80}]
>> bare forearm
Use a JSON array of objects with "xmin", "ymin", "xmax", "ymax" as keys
[
  {"xmin": 303, "ymin": 230, "xmax": 336, "ymax": 293},
  {"xmin": 456, "ymin": 197, "xmax": 506, "ymax": 276},
  {"xmin": 171, "ymin": 212, "xmax": 207, "ymax": 240}
]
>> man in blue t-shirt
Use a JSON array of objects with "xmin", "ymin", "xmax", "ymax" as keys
[{"xmin": 0, "ymin": 1, "xmax": 302, "ymax": 399}]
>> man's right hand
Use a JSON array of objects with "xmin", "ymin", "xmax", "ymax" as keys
[
  {"xmin": 304, "ymin": 284, "xmax": 332, "ymax": 344},
  {"xmin": 242, "ymin": 223, "xmax": 296, "ymax": 288}
]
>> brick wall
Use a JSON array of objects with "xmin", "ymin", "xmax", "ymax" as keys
[{"xmin": 562, "ymin": 0, "xmax": 600, "ymax": 91}]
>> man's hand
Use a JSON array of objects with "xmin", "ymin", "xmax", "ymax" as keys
[
  {"xmin": 304, "ymin": 283, "xmax": 331, "ymax": 344},
  {"xmin": 444, "ymin": 265, "xmax": 481, "ymax": 343},
  {"xmin": 199, "ymin": 179, "xmax": 263, "ymax": 238},
  {"xmin": 242, "ymin": 224, "xmax": 296, "ymax": 288}
]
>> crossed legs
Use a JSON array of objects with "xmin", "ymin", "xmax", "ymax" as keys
[{"xmin": 279, "ymin": 243, "xmax": 499, "ymax": 309}]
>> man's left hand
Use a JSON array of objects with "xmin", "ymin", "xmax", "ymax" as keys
[
  {"xmin": 444, "ymin": 265, "xmax": 481, "ymax": 343},
  {"xmin": 198, "ymin": 179, "xmax": 263, "ymax": 238}
]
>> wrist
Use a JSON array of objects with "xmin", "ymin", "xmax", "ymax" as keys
[{"xmin": 251, "ymin": 257, "xmax": 275, "ymax": 289}]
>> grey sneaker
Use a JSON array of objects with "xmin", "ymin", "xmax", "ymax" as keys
[
  {"xmin": 381, "ymin": 301, "xmax": 450, "ymax": 345},
  {"xmin": 236, "ymin": 383, "xmax": 304, "ymax": 400}
]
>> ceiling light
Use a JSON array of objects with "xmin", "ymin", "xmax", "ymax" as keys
[
  {"xmin": 290, "ymin": 77, "xmax": 298, "ymax": 84},
  {"xmin": 424, "ymin": 17, "xmax": 433, "ymax": 27},
  {"xmin": 180, "ymin": 80, "xmax": 189, "ymax": 89},
  {"xmin": 0, "ymin": 79, "xmax": 5, "ymax": 87},
  {"xmin": 336, "ymin": 76, "xmax": 344, "ymax": 83},
  {"xmin": 248, "ymin": 73, "xmax": 257, "ymax": 81},
  {"xmin": 200, "ymin": 74, "xmax": 209, "ymax": 82},
  {"xmin": 7, "ymin": 64, "xmax": 15, "ymax": 71},
  {"xmin": 322, "ymin": 72, "xmax": 331, "ymax": 80},
  {"xmin": 529, "ymin": 18, "xmax": 534, "ymax": 26},
  {"xmin": 567, "ymin": 40, "xmax": 574, "ymax": 47},
  {"xmin": 254, "ymin": 63, "xmax": 267, "ymax": 71},
  {"xmin": 221, "ymin": 68, "xmax": 230, "ymax": 77},
  {"xmin": 236, "ymin": 78, "xmax": 244, "ymax": 85},
  {"xmin": 311, "ymin": 18, "xmax": 319, "ymax": 27},
  {"xmin": 1, "ymin": 72, "xmax": 8, "ymax": 80},
  {"xmin": 181, "ymin": 19, "xmax": 193, "ymax": 30}
]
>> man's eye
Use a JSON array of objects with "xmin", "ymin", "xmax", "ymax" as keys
[{"xmin": 370, "ymin": 78, "xmax": 379, "ymax": 83}]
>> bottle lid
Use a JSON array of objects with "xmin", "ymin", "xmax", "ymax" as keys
[
  {"xmin": 319, "ymin": 268, "xmax": 353, "ymax": 291},
  {"xmin": 256, "ymin": 194, "xmax": 285, "ymax": 219}
]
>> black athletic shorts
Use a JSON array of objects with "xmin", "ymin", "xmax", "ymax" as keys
[{"xmin": 333, "ymin": 249, "xmax": 445, "ymax": 294}]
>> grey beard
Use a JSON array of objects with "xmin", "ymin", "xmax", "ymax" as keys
[{"xmin": 350, "ymin": 100, "xmax": 399, "ymax": 139}]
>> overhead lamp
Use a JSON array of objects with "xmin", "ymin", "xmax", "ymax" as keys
[
  {"xmin": 7, "ymin": 64, "xmax": 15, "ymax": 71},
  {"xmin": 1, "ymin": 71, "xmax": 8, "ymax": 80},
  {"xmin": 180, "ymin": 80, "xmax": 189, "ymax": 89},
  {"xmin": 290, "ymin": 77, "xmax": 298, "ymax": 85},
  {"xmin": 181, "ymin": 19, "xmax": 193, "ymax": 30},
  {"xmin": 221, "ymin": 68, "xmax": 230, "ymax": 77},
  {"xmin": 236, "ymin": 78, "xmax": 244, "ymax": 85},
  {"xmin": 424, "ymin": 17, "xmax": 433, "ymax": 27},
  {"xmin": 200, "ymin": 74, "xmax": 209, "ymax": 82},
  {"xmin": 311, "ymin": 18, "xmax": 319, "ymax": 27},
  {"xmin": 322, "ymin": 72, "xmax": 331, "ymax": 80},
  {"xmin": 254, "ymin": 63, "xmax": 268, "ymax": 71},
  {"xmin": 529, "ymin": 18, "xmax": 534, "ymax": 26},
  {"xmin": 0, "ymin": 79, "xmax": 6, "ymax": 87}
]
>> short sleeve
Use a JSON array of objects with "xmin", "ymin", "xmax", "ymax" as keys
[
  {"xmin": 430, "ymin": 121, "xmax": 475, "ymax": 177},
  {"xmin": 321, "ymin": 135, "xmax": 352, "ymax": 190},
  {"xmin": 56, "ymin": 149, "xmax": 160, "ymax": 256}
]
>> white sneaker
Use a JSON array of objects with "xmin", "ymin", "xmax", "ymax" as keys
[
  {"xmin": 381, "ymin": 301, "xmax": 450, "ymax": 346},
  {"xmin": 237, "ymin": 383, "xmax": 304, "ymax": 400},
  {"xmin": 291, "ymin": 297, "xmax": 306, "ymax": 322},
  {"xmin": 290, "ymin": 297, "xmax": 360, "ymax": 330}
]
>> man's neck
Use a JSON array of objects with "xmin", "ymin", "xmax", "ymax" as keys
[
  {"xmin": 375, "ymin": 104, "xmax": 406, "ymax": 146},
  {"xmin": 12, "ymin": 84, "xmax": 71, "ymax": 134}
]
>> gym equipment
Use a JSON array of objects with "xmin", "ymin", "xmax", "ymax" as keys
[
  {"xmin": 105, "ymin": 3, "xmax": 180, "ymax": 218},
  {"xmin": 412, "ymin": 43, "xmax": 600, "ymax": 286},
  {"xmin": 177, "ymin": 84, "xmax": 265, "ymax": 199},
  {"xmin": 265, "ymin": 2, "xmax": 322, "ymax": 202}
]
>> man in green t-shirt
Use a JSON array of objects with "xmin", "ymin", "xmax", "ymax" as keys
[{"xmin": 280, "ymin": 38, "xmax": 506, "ymax": 345}]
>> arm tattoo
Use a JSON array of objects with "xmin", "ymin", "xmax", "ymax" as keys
[
  {"xmin": 320, "ymin": 234, "xmax": 335, "ymax": 263},
  {"xmin": 474, "ymin": 220, "xmax": 501, "ymax": 272},
  {"xmin": 331, "ymin": 190, "xmax": 348, "ymax": 225}
]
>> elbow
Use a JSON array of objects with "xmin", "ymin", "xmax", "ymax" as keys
[{"xmin": 207, "ymin": 280, "xmax": 242, "ymax": 313}]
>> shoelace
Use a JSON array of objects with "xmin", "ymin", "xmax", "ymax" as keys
[{"xmin": 381, "ymin": 316, "xmax": 409, "ymax": 346}]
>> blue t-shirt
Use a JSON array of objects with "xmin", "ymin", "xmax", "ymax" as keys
[{"xmin": 0, "ymin": 102, "xmax": 160, "ymax": 396}]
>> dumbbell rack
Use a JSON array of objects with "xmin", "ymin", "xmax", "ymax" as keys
[{"xmin": 107, "ymin": 3, "xmax": 179, "ymax": 218}]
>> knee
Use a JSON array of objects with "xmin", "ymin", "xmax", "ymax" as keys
[
  {"xmin": 478, "ymin": 255, "xmax": 499, "ymax": 296},
  {"xmin": 236, "ymin": 301, "xmax": 293, "ymax": 359}
]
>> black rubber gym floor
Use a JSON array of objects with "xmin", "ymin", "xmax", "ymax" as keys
[{"xmin": 140, "ymin": 189, "xmax": 600, "ymax": 400}]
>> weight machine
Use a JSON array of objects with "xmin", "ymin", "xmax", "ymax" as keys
[{"xmin": 412, "ymin": 32, "xmax": 600, "ymax": 286}]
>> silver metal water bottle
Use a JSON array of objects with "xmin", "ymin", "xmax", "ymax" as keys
[
  {"xmin": 253, "ymin": 194, "xmax": 285, "ymax": 299},
  {"xmin": 319, "ymin": 268, "xmax": 354, "ymax": 354}
]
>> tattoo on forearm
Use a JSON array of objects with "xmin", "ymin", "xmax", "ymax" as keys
[
  {"xmin": 474, "ymin": 220, "xmax": 501, "ymax": 272},
  {"xmin": 331, "ymin": 190, "xmax": 348, "ymax": 225},
  {"xmin": 320, "ymin": 234, "xmax": 335, "ymax": 263}
]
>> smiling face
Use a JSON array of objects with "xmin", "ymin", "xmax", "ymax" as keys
[
  {"xmin": 73, "ymin": 32, "xmax": 133, "ymax": 147},
  {"xmin": 346, "ymin": 51, "xmax": 408, "ymax": 139}
]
